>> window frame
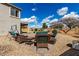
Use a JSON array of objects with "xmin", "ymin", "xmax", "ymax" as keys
[{"xmin": 10, "ymin": 7, "xmax": 20, "ymax": 18}]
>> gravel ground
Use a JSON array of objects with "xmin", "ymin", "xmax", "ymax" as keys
[{"xmin": 0, "ymin": 33, "xmax": 79, "ymax": 56}]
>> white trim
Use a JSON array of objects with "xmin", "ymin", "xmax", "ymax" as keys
[
  {"xmin": 10, "ymin": 15, "xmax": 20, "ymax": 19},
  {"xmin": 19, "ymin": 11, "xmax": 21, "ymax": 18},
  {"xmin": 9, "ymin": 7, "xmax": 11, "ymax": 17},
  {"xmin": 9, "ymin": 7, "xmax": 20, "ymax": 19}
]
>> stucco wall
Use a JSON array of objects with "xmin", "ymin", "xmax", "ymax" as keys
[{"xmin": 0, "ymin": 4, "xmax": 20, "ymax": 35}]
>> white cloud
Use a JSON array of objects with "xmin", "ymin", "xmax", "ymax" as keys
[
  {"xmin": 62, "ymin": 12, "xmax": 79, "ymax": 19},
  {"xmin": 42, "ymin": 19, "xmax": 50, "ymax": 23},
  {"xmin": 30, "ymin": 25, "xmax": 35, "ymax": 28},
  {"xmin": 32, "ymin": 8, "xmax": 36, "ymax": 11},
  {"xmin": 21, "ymin": 18, "xmax": 29, "ymax": 24},
  {"xmin": 37, "ymin": 25, "xmax": 42, "ymax": 28},
  {"xmin": 30, "ymin": 24, "xmax": 42, "ymax": 28},
  {"xmin": 29, "ymin": 16, "xmax": 37, "ymax": 23},
  {"xmin": 41, "ymin": 15, "xmax": 54, "ymax": 23},
  {"xmin": 50, "ymin": 18, "xmax": 58, "ymax": 23},
  {"xmin": 21, "ymin": 16, "xmax": 37, "ymax": 24},
  {"xmin": 46, "ymin": 15, "xmax": 54, "ymax": 19},
  {"xmin": 57, "ymin": 7, "xmax": 68, "ymax": 16}
]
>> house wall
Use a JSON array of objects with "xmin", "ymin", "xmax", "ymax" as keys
[{"xmin": 0, "ymin": 4, "xmax": 20, "ymax": 35}]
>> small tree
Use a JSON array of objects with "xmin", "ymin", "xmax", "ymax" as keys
[
  {"xmin": 53, "ymin": 23, "xmax": 64, "ymax": 30},
  {"xmin": 60, "ymin": 17, "xmax": 79, "ymax": 33},
  {"xmin": 42, "ymin": 23, "xmax": 48, "ymax": 29},
  {"xmin": 50, "ymin": 22, "xmax": 64, "ymax": 30}
]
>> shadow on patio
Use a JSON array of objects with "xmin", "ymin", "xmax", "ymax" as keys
[{"xmin": 60, "ymin": 48, "xmax": 79, "ymax": 56}]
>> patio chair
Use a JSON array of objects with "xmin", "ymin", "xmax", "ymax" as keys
[
  {"xmin": 67, "ymin": 40, "xmax": 79, "ymax": 50},
  {"xmin": 72, "ymin": 40, "xmax": 79, "ymax": 50},
  {"xmin": 9, "ymin": 25, "xmax": 19, "ymax": 40},
  {"xmin": 49, "ymin": 29, "xmax": 57, "ymax": 44},
  {"xmin": 9, "ymin": 31, "xmax": 34, "ymax": 45},
  {"xmin": 9, "ymin": 25, "xmax": 34, "ymax": 45},
  {"xmin": 35, "ymin": 31, "xmax": 49, "ymax": 50},
  {"xmin": 16, "ymin": 35, "xmax": 34, "ymax": 45}
]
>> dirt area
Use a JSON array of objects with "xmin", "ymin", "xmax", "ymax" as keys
[{"xmin": 0, "ymin": 33, "xmax": 79, "ymax": 56}]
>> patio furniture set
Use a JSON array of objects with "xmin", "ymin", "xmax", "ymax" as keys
[{"xmin": 9, "ymin": 26, "xmax": 57, "ymax": 50}]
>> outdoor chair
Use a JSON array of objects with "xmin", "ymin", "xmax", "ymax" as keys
[
  {"xmin": 49, "ymin": 29, "xmax": 57, "ymax": 44},
  {"xmin": 9, "ymin": 25, "xmax": 20, "ymax": 40},
  {"xmin": 72, "ymin": 40, "xmax": 79, "ymax": 50},
  {"xmin": 67, "ymin": 40, "xmax": 79, "ymax": 50},
  {"xmin": 9, "ymin": 25, "xmax": 35, "ymax": 45},
  {"xmin": 35, "ymin": 31, "xmax": 49, "ymax": 50},
  {"xmin": 9, "ymin": 30, "xmax": 19, "ymax": 41},
  {"xmin": 16, "ymin": 35, "xmax": 34, "ymax": 45},
  {"xmin": 52, "ymin": 29, "xmax": 57, "ymax": 37},
  {"xmin": 9, "ymin": 32, "xmax": 34, "ymax": 45}
]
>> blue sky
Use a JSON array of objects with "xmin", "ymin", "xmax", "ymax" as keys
[{"xmin": 13, "ymin": 3, "xmax": 79, "ymax": 28}]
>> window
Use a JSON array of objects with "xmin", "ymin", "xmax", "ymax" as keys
[
  {"xmin": 11, "ymin": 25, "xmax": 17, "ymax": 31},
  {"xmin": 11, "ymin": 8, "xmax": 19, "ymax": 17},
  {"xmin": 16, "ymin": 10, "xmax": 19, "ymax": 17}
]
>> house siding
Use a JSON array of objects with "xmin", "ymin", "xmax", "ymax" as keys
[{"xmin": 0, "ymin": 4, "xmax": 20, "ymax": 35}]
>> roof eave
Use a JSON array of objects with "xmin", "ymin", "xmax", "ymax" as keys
[{"xmin": 1, "ymin": 3, "xmax": 22, "ymax": 11}]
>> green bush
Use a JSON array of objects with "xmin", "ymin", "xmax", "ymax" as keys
[{"xmin": 42, "ymin": 23, "xmax": 48, "ymax": 29}]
